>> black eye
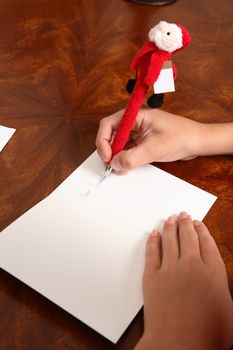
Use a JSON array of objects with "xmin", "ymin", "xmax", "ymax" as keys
[{"xmin": 167, "ymin": 32, "xmax": 170, "ymax": 35}]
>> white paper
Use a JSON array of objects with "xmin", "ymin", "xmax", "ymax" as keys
[
  {"xmin": 154, "ymin": 67, "xmax": 175, "ymax": 94},
  {"xmin": 0, "ymin": 151, "xmax": 216, "ymax": 343},
  {"xmin": 0, "ymin": 125, "xmax": 16, "ymax": 152}
]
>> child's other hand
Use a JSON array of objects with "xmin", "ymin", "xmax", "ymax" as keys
[{"xmin": 135, "ymin": 213, "xmax": 233, "ymax": 350}]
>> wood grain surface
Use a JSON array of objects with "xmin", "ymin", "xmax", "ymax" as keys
[{"xmin": 0, "ymin": 0, "xmax": 232, "ymax": 349}]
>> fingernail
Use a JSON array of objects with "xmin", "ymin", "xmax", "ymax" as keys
[
  {"xmin": 166, "ymin": 216, "xmax": 176, "ymax": 224},
  {"xmin": 193, "ymin": 220, "xmax": 201, "ymax": 227},
  {"xmin": 150, "ymin": 230, "xmax": 158, "ymax": 237},
  {"xmin": 179, "ymin": 211, "xmax": 188, "ymax": 219},
  {"xmin": 110, "ymin": 159, "xmax": 122, "ymax": 172}
]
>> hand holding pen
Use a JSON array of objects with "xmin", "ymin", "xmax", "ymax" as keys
[
  {"xmin": 96, "ymin": 108, "xmax": 207, "ymax": 175},
  {"xmin": 96, "ymin": 21, "xmax": 190, "ymax": 177}
]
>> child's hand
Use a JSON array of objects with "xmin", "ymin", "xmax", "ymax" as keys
[
  {"xmin": 96, "ymin": 108, "xmax": 204, "ymax": 174},
  {"xmin": 135, "ymin": 213, "xmax": 233, "ymax": 350}
]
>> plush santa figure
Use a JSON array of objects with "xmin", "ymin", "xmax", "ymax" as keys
[
  {"xmin": 127, "ymin": 20, "xmax": 191, "ymax": 107},
  {"xmin": 111, "ymin": 21, "xmax": 191, "ymax": 158}
]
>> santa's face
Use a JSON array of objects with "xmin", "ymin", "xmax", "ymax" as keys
[{"xmin": 149, "ymin": 21, "xmax": 183, "ymax": 53}]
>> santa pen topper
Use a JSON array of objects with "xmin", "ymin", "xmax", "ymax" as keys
[{"xmin": 104, "ymin": 20, "xmax": 191, "ymax": 176}]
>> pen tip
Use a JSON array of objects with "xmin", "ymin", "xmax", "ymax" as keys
[{"xmin": 104, "ymin": 164, "xmax": 112, "ymax": 177}]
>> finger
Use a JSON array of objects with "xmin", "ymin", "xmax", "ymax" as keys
[
  {"xmin": 144, "ymin": 230, "xmax": 162, "ymax": 278},
  {"xmin": 162, "ymin": 216, "xmax": 179, "ymax": 263},
  {"xmin": 110, "ymin": 140, "xmax": 155, "ymax": 173},
  {"xmin": 95, "ymin": 112, "xmax": 122, "ymax": 163},
  {"xmin": 178, "ymin": 212, "xmax": 201, "ymax": 259},
  {"xmin": 193, "ymin": 220, "xmax": 223, "ymax": 264}
]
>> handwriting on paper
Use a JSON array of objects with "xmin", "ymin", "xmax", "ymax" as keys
[{"xmin": 80, "ymin": 175, "xmax": 106, "ymax": 200}]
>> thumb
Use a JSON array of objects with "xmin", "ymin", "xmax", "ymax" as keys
[{"xmin": 110, "ymin": 142, "xmax": 155, "ymax": 174}]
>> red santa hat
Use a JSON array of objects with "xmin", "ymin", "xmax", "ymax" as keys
[{"xmin": 176, "ymin": 24, "xmax": 191, "ymax": 50}]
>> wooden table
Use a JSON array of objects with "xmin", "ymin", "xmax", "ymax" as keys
[{"xmin": 0, "ymin": 0, "xmax": 232, "ymax": 349}]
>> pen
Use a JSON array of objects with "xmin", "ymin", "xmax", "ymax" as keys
[
  {"xmin": 104, "ymin": 164, "xmax": 112, "ymax": 177},
  {"xmin": 103, "ymin": 78, "xmax": 147, "ymax": 178},
  {"xmin": 103, "ymin": 21, "xmax": 190, "ymax": 178}
]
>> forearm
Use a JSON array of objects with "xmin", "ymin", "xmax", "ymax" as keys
[{"xmin": 198, "ymin": 122, "xmax": 233, "ymax": 156}]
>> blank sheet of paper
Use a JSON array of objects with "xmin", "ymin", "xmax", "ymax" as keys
[
  {"xmin": 0, "ymin": 151, "xmax": 217, "ymax": 343},
  {"xmin": 0, "ymin": 125, "xmax": 16, "ymax": 152}
]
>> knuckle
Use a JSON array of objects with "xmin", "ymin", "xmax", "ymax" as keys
[
  {"xmin": 121, "ymin": 156, "xmax": 134, "ymax": 170},
  {"xmin": 164, "ymin": 222, "xmax": 176, "ymax": 231},
  {"xmin": 183, "ymin": 255, "xmax": 201, "ymax": 271},
  {"xmin": 179, "ymin": 217, "xmax": 192, "ymax": 226},
  {"xmin": 95, "ymin": 138, "xmax": 100, "ymax": 148},
  {"xmin": 143, "ymin": 271, "xmax": 156, "ymax": 284},
  {"xmin": 95, "ymin": 140, "xmax": 102, "ymax": 152},
  {"xmin": 199, "ymin": 234, "xmax": 210, "ymax": 243},
  {"xmin": 162, "ymin": 263, "xmax": 176, "ymax": 275},
  {"xmin": 100, "ymin": 116, "xmax": 109, "ymax": 126},
  {"xmin": 209, "ymin": 253, "xmax": 225, "ymax": 269}
]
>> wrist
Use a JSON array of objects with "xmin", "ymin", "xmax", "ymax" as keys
[{"xmin": 195, "ymin": 122, "xmax": 233, "ymax": 157}]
